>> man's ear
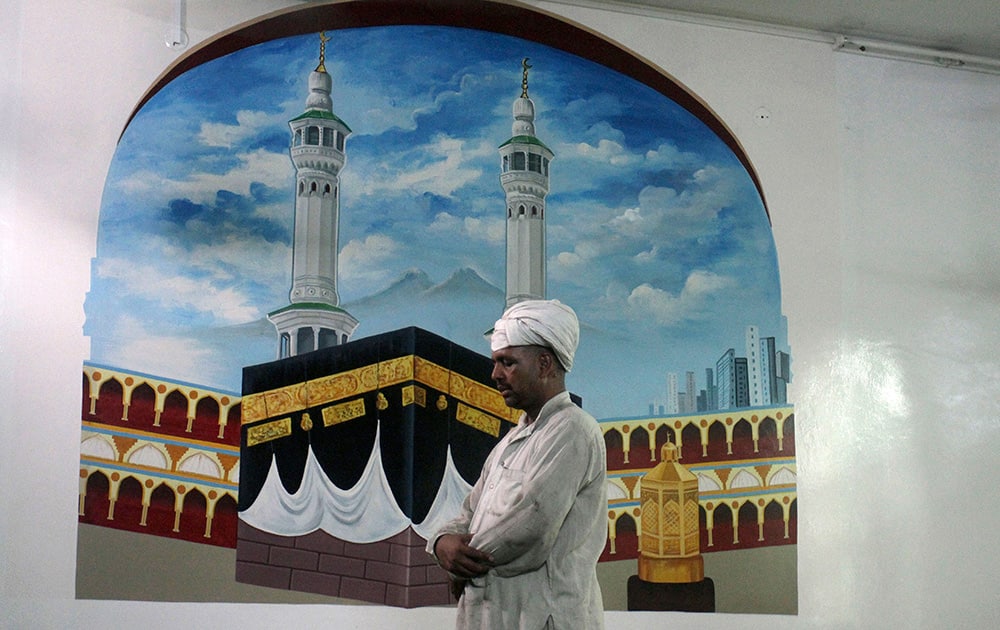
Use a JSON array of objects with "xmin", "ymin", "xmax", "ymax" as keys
[{"xmin": 538, "ymin": 349, "xmax": 557, "ymax": 377}]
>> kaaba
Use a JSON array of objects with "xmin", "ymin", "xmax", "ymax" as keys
[{"xmin": 236, "ymin": 327, "xmax": 517, "ymax": 607}]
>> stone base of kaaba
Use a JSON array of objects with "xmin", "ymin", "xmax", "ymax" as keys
[
  {"xmin": 236, "ymin": 521, "xmax": 455, "ymax": 608},
  {"xmin": 627, "ymin": 574, "xmax": 716, "ymax": 612}
]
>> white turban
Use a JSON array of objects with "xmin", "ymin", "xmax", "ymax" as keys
[{"xmin": 491, "ymin": 299, "xmax": 580, "ymax": 372}]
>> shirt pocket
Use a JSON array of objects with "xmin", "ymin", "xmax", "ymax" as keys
[{"xmin": 485, "ymin": 463, "xmax": 526, "ymax": 517}]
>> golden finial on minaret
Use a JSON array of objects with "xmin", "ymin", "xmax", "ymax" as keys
[
  {"xmin": 316, "ymin": 31, "xmax": 331, "ymax": 73},
  {"xmin": 520, "ymin": 57, "xmax": 532, "ymax": 98}
]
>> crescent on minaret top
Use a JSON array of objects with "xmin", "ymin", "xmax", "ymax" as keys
[{"xmin": 316, "ymin": 31, "xmax": 331, "ymax": 73}]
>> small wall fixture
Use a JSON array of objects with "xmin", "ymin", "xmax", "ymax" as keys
[
  {"xmin": 166, "ymin": 0, "xmax": 189, "ymax": 50},
  {"xmin": 833, "ymin": 34, "xmax": 1000, "ymax": 75}
]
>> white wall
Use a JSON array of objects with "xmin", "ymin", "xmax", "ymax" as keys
[{"xmin": 2, "ymin": 1, "xmax": 997, "ymax": 627}]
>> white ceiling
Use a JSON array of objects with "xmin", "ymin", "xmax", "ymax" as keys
[{"xmin": 557, "ymin": 0, "xmax": 1000, "ymax": 60}]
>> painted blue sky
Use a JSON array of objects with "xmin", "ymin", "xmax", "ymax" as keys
[{"xmin": 85, "ymin": 25, "xmax": 787, "ymax": 419}]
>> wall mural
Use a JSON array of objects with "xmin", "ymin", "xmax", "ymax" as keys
[{"xmin": 78, "ymin": 0, "xmax": 795, "ymax": 615}]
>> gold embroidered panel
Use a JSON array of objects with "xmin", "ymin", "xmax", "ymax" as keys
[
  {"xmin": 414, "ymin": 357, "xmax": 450, "ymax": 391},
  {"xmin": 246, "ymin": 418, "xmax": 292, "ymax": 446},
  {"xmin": 379, "ymin": 355, "xmax": 415, "ymax": 388},
  {"xmin": 322, "ymin": 398, "xmax": 366, "ymax": 427},
  {"xmin": 307, "ymin": 365, "xmax": 377, "ymax": 407},
  {"xmin": 402, "ymin": 385, "xmax": 427, "ymax": 408},
  {"xmin": 449, "ymin": 370, "xmax": 517, "ymax": 423},
  {"xmin": 241, "ymin": 393, "xmax": 268, "ymax": 424},
  {"xmin": 264, "ymin": 384, "xmax": 307, "ymax": 417},
  {"xmin": 241, "ymin": 355, "xmax": 512, "ymax": 431},
  {"xmin": 455, "ymin": 403, "xmax": 501, "ymax": 438}
]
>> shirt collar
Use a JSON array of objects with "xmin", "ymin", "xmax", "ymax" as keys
[{"xmin": 512, "ymin": 390, "xmax": 572, "ymax": 439}]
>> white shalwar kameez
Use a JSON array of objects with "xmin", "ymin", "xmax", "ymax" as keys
[{"xmin": 429, "ymin": 391, "xmax": 607, "ymax": 629}]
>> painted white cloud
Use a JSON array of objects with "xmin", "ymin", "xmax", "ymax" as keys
[
  {"xmin": 183, "ymin": 234, "xmax": 290, "ymax": 289},
  {"xmin": 644, "ymin": 142, "xmax": 701, "ymax": 169},
  {"xmin": 102, "ymin": 314, "xmax": 221, "ymax": 385},
  {"xmin": 115, "ymin": 148, "xmax": 291, "ymax": 206},
  {"xmin": 549, "ymin": 129, "xmax": 649, "ymax": 194},
  {"xmin": 555, "ymin": 239, "xmax": 602, "ymax": 265},
  {"xmin": 393, "ymin": 135, "xmax": 488, "ymax": 197},
  {"xmin": 625, "ymin": 270, "xmax": 734, "ymax": 325},
  {"xmin": 556, "ymin": 125, "xmax": 701, "ymax": 173},
  {"xmin": 411, "ymin": 70, "xmax": 484, "ymax": 121},
  {"xmin": 554, "ymin": 250, "xmax": 585, "ymax": 270},
  {"xmin": 564, "ymin": 138, "xmax": 639, "ymax": 168},
  {"xmin": 678, "ymin": 166, "xmax": 738, "ymax": 218},
  {"xmin": 252, "ymin": 200, "xmax": 292, "ymax": 224},
  {"xmin": 333, "ymin": 59, "xmax": 429, "ymax": 135},
  {"xmin": 114, "ymin": 168, "xmax": 164, "ymax": 196},
  {"xmin": 634, "ymin": 245, "xmax": 661, "ymax": 264},
  {"xmin": 550, "ymin": 130, "xmax": 707, "ymax": 201},
  {"xmin": 341, "ymin": 99, "xmax": 413, "ymax": 137},
  {"xmin": 396, "ymin": 137, "xmax": 481, "ymax": 195},
  {"xmin": 339, "ymin": 233, "xmax": 401, "ymax": 286},
  {"xmin": 96, "ymin": 256, "xmax": 261, "ymax": 325},
  {"xmin": 607, "ymin": 203, "xmax": 658, "ymax": 239},
  {"xmin": 606, "ymin": 172, "xmax": 735, "ymax": 243},
  {"xmin": 428, "ymin": 211, "xmax": 505, "ymax": 245},
  {"xmin": 561, "ymin": 93, "xmax": 625, "ymax": 123},
  {"xmin": 198, "ymin": 110, "xmax": 277, "ymax": 148},
  {"xmin": 548, "ymin": 238, "xmax": 609, "ymax": 286}
]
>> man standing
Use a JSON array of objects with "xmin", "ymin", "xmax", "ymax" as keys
[{"xmin": 428, "ymin": 300, "xmax": 607, "ymax": 629}]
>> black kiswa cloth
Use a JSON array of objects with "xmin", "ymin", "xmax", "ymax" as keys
[{"xmin": 239, "ymin": 327, "xmax": 511, "ymax": 522}]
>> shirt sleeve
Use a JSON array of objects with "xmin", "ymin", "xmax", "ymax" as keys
[
  {"xmin": 425, "ymin": 445, "xmax": 497, "ymax": 559},
  {"xmin": 468, "ymin": 415, "xmax": 603, "ymax": 577}
]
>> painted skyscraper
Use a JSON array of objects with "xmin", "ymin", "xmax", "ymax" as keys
[
  {"xmin": 666, "ymin": 372, "xmax": 679, "ymax": 414},
  {"xmin": 499, "ymin": 58, "xmax": 554, "ymax": 308},
  {"xmin": 745, "ymin": 325, "xmax": 762, "ymax": 407},
  {"xmin": 269, "ymin": 33, "xmax": 359, "ymax": 357}
]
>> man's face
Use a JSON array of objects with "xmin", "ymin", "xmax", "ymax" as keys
[{"xmin": 490, "ymin": 345, "xmax": 545, "ymax": 411}]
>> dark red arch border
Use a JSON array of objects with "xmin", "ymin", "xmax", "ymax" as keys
[{"xmin": 128, "ymin": 0, "xmax": 768, "ymax": 220}]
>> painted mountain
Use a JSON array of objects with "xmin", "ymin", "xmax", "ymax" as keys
[{"xmin": 346, "ymin": 266, "xmax": 505, "ymax": 353}]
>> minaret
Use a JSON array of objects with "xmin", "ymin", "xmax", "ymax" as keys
[
  {"xmin": 499, "ymin": 58, "xmax": 554, "ymax": 308},
  {"xmin": 268, "ymin": 32, "xmax": 359, "ymax": 358}
]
